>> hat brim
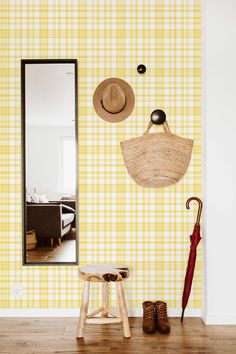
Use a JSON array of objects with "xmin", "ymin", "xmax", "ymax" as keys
[{"xmin": 93, "ymin": 78, "xmax": 135, "ymax": 123}]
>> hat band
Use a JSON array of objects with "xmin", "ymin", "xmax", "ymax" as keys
[{"xmin": 101, "ymin": 97, "xmax": 127, "ymax": 114}]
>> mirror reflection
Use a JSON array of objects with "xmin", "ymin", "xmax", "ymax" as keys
[{"xmin": 22, "ymin": 60, "xmax": 78, "ymax": 264}]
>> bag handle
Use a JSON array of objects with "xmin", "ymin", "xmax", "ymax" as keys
[{"xmin": 143, "ymin": 109, "xmax": 172, "ymax": 135}]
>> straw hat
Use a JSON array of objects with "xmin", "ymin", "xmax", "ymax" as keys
[{"xmin": 93, "ymin": 78, "xmax": 135, "ymax": 123}]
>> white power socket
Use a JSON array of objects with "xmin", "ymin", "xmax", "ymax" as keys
[{"xmin": 11, "ymin": 284, "xmax": 24, "ymax": 297}]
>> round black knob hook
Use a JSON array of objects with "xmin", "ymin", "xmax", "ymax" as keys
[
  {"xmin": 137, "ymin": 64, "xmax": 146, "ymax": 74},
  {"xmin": 150, "ymin": 109, "xmax": 166, "ymax": 125}
]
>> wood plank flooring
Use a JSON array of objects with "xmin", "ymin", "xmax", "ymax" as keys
[
  {"xmin": 26, "ymin": 239, "xmax": 76, "ymax": 263},
  {"xmin": 0, "ymin": 317, "xmax": 235, "ymax": 353}
]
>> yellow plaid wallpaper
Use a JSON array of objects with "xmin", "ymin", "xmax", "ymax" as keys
[{"xmin": 0, "ymin": 0, "xmax": 202, "ymax": 309}]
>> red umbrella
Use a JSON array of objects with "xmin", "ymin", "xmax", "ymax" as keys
[{"xmin": 181, "ymin": 197, "xmax": 203, "ymax": 322}]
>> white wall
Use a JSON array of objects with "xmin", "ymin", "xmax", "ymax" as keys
[
  {"xmin": 26, "ymin": 126, "xmax": 74, "ymax": 200},
  {"xmin": 203, "ymin": 0, "xmax": 236, "ymax": 324},
  {"xmin": 25, "ymin": 63, "xmax": 75, "ymax": 127}
]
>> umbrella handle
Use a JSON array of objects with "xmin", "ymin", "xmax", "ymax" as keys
[{"xmin": 186, "ymin": 197, "xmax": 203, "ymax": 224}]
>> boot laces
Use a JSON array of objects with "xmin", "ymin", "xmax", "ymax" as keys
[
  {"xmin": 144, "ymin": 305, "xmax": 155, "ymax": 320},
  {"xmin": 158, "ymin": 303, "xmax": 167, "ymax": 320}
]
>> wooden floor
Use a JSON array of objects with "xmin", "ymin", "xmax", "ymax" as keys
[
  {"xmin": 26, "ymin": 239, "xmax": 76, "ymax": 263},
  {"xmin": 0, "ymin": 317, "xmax": 235, "ymax": 353}
]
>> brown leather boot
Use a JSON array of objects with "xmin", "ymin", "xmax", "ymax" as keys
[
  {"xmin": 155, "ymin": 301, "xmax": 170, "ymax": 333},
  {"xmin": 142, "ymin": 301, "xmax": 156, "ymax": 333}
]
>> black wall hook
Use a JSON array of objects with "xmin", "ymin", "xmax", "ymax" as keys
[
  {"xmin": 150, "ymin": 109, "xmax": 166, "ymax": 125},
  {"xmin": 137, "ymin": 64, "xmax": 146, "ymax": 74}
]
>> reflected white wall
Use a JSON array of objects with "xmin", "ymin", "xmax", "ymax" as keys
[{"xmin": 26, "ymin": 126, "xmax": 75, "ymax": 200}]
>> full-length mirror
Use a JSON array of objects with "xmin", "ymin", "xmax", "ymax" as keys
[{"xmin": 22, "ymin": 59, "xmax": 78, "ymax": 265}]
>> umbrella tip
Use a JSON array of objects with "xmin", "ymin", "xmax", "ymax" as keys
[{"xmin": 181, "ymin": 308, "xmax": 185, "ymax": 322}]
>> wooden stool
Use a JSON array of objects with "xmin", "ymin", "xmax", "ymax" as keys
[{"xmin": 77, "ymin": 264, "xmax": 131, "ymax": 339}]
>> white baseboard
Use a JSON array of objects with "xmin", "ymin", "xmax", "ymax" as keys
[
  {"xmin": 203, "ymin": 314, "xmax": 236, "ymax": 325},
  {"xmin": 0, "ymin": 308, "xmax": 201, "ymax": 318},
  {"xmin": 2, "ymin": 308, "xmax": 235, "ymax": 324},
  {"xmin": 129, "ymin": 308, "xmax": 201, "ymax": 317}
]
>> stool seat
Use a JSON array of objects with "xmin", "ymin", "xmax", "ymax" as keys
[
  {"xmin": 77, "ymin": 263, "xmax": 131, "ymax": 339},
  {"xmin": 79, "ymin": 263, "xmax": 130, "ymax": 282}
]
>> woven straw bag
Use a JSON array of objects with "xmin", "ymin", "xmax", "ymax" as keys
[
  {"xmin": 120, "ymin": 118, "xmax": 193, "ymax": 188},
  {"xmin": 26, "ymin": 230, "xmax": 37, "ymax": 250}
]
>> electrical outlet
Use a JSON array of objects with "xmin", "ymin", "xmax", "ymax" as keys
[{"xmin": 11, "ymin": 284, "xmax": 24, "ymax": 297}]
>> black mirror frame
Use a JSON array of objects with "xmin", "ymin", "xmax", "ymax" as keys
[{"xmin": 21, "ymin": 59, "xmax": 79, "ymax": 266}]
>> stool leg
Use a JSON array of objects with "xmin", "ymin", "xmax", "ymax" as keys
[
  {"xmin": 116, "ymin": 281, "xmax": 131, "ymax": 338},
  {"xmin": 77, "ymin": 281, "xmax": 90, "ymax": 338},
  {"xmin": 101, "ymin": 283, "xmax": 109, "ymax": 317}
]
